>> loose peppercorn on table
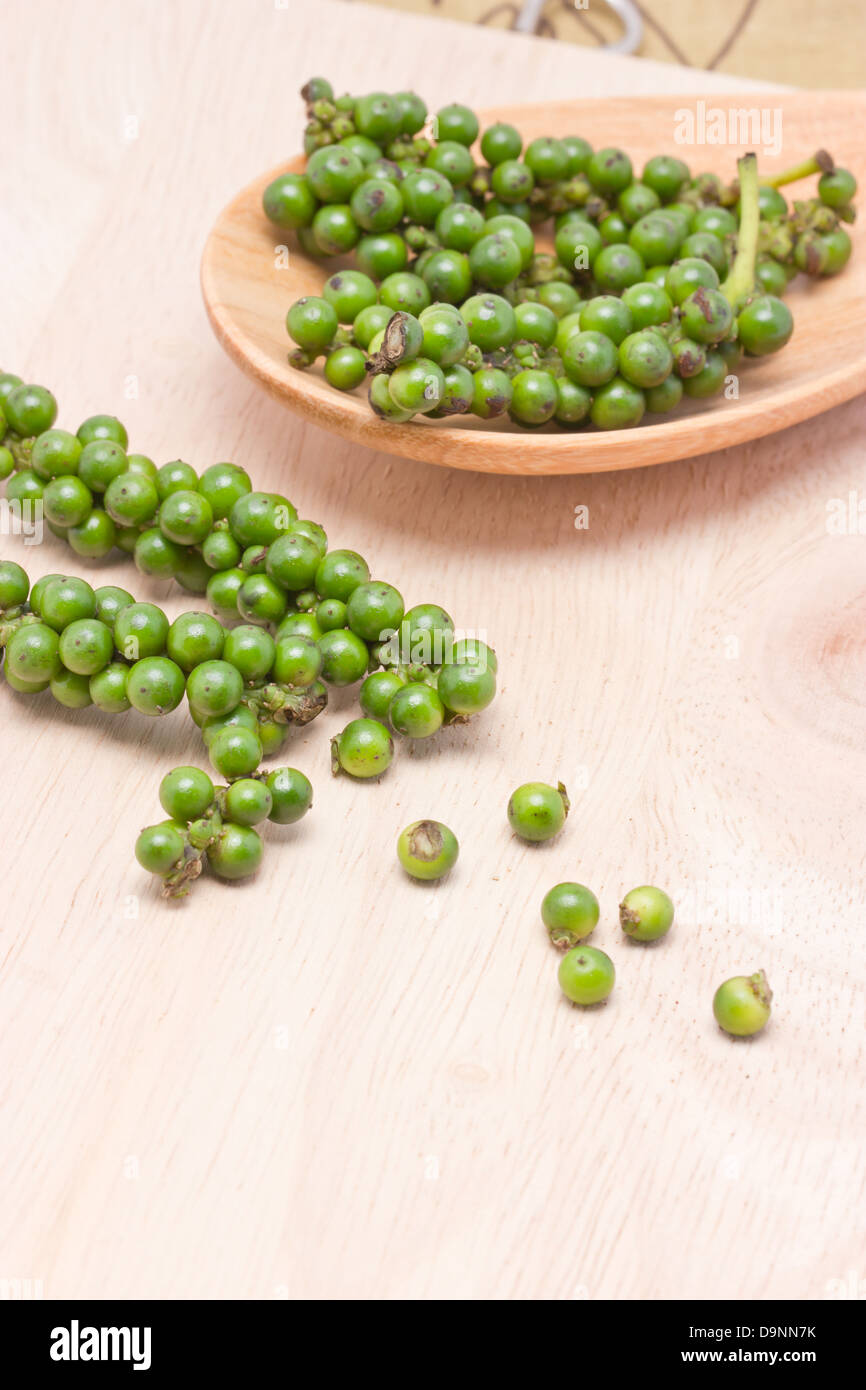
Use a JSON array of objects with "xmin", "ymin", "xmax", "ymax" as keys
[{"xmin": 1, "ymin": 0, "xmax": 865, "ymax": 1303}]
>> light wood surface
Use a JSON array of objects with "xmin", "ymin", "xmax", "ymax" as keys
[
  {"xmin": 203, "ymin": 91, "xmax": 866, "ymax": 474},
  {"xmin": 1, "ymin": 0, "xmax": 864, "ymax": 1302}
]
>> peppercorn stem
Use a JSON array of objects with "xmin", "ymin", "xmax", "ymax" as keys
[
  {"xmin": 722, "ymin": 153, "xmax": 760, "ymax": 311},
  {"xmin": 763, "ymin": 149, "xmax": 834, "ymax": 188}
]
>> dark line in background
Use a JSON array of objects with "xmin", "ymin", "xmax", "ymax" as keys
[{"xmin": 707, "ymin": 0, "xmax": 760, "ymax": 69}]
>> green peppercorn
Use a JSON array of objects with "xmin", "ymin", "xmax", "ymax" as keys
[
  {"xmin": 186, "ymin": 659, "xmax": 244, "ymax": 718},
  {"xmin": 224, "ymin": 778, "xmax": 273, "ymax": 827},
  {"xmin": 136, "ymin": 822, "xmax": 186, "ymax": 876},
  {"xmin": 331, "ymin": 717, "xmax": 394, "ymax": 779},
  {"xmin": 542, "ymin": 883, "xmax": 600, "ymax": 949},
  {"xmin": 619, "ymin": 885, "xmax": 675, "ymax": 941},
  {"xmin": 89, "ymin": 662, "xmax": 131, "ymax": 713},
  {"xmin": 209, "ymin": 725, "xmax": 263, "ymax": 780},
  {"xmin": 57, "ymin": 617, "xmax": 114, "ymax": 676},
  {"xmin": 397, "ymin": 820, "xmax": 459, "ymax": 880},
  {"xmin": 265, "ymin": 766, "xmax": 313, "ymax": 824},
  {"xmin": 318, "ymin": 628, "xmax": 369, "ymax": 686},
  {"xmin": 0, "ymin": 559, "xmax": 30, "ymax": 610},
  {"xmin": 558, "ymin": 946, "xmax": 616, "ymax": 1005},
  {"xmin": 507, "ymin": 781, "xmax": 569, "ymax": 842},
  {"xmin": 166, "ymin": 611, "xmax": 226, "ymax": 673},
  {"xmin": 389, "ymin": 681, "xmax": 444, "ymax": 738},
  {"xmin": 159, "ymin": 766, "xmax": 216, "ymax": 822},
  {"xmin": 713, "ymin": 970, "xmax": 772, "ymax": 1037},
  {"xmin": 126, "ymin": 656, "xmax": 186, "ymax": 716},
  {"xmin": 206, "ymin": 823, "xmax": 263, "ymax": 881}
]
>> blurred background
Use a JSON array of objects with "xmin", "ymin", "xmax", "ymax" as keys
[{"xmin": 354, "ymin": 0, "xmax": 866, "ymax": 87}]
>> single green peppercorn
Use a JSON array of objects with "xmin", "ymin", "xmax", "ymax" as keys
[
  {"xmin": 315, "ymin": 598, "xmax": 348, "ymax": 632},
  {"xmin": 203, "ymin": 530, "xmax": 242, "ymax": 571},
  {"xmin": 276, "ymin": 612, "xmax": 322, "ymax": 643},
  {"xmin": 542, "ymin": 883, "xmax": 600, "ymax": 949},
  {"xmin": 89, "ymin": 661, "xmax": 131, "ymax": 713},
  {"xmin": 273, "ymin": 635, "xmax": 322, "ymax": 687},
  {"xmin": 460, "ymin": 293, "xmax": 516, "ymax": 352},
  {"xmin": 558, "ymin": 946, "xmax": 616, "ymax": 1005},
  {"xmin": 126, "ymin": 655, "xmax": 186, "ymax": 716},
  {"xmin": 618, "ymin": 330, "xmax": 674, "ymax": 389},
  {"xmin": 38, "ymin": 576, "xmax": 95, "ymax": 632},
  {"xmin": 389, "ymin": 682, "xmax": 445, "ymax": 738},
  {"xmin": 587, "ymin": 147, "xmax": 633, "ymax": 195},
  {"xmin": 266, "ymin": 766, "xmax": 314, "ymax": 824},
  {"xmin": 134, "ymin": 528, "xmax": 185, "ymax": 580},
  {"xmin": 236, "ymin": 574, "xmax": 289, "ymax": 626},
  {"xmin": 318, "ymin": 628, "xmax": 370, "ymax": 686},
  {"xmin": 104, "ymin": 471, "xmax": 159, "ymax": 527},
  {"xmin": 186, "ymin": 659, "xmax": 244, "ymax": 718},
  {"xmin": 206, "ymin": 567, "xmax": 247, "ymax": 621},
  {"xmin": 713, "ymin": 970, "xmax": 773, "ymax": 1037},
  {"xmin": 166, "ymin": 611, "xmax": 226, "ymax": 673},
  {"xmin": 644, "ymin": 375, "xmax": 683, "ymax": 413},
  {"xmin": 397, "ymin": 819, "xmax": 459, "ymax": 880},
  {"xmin": 208, "ymin": 725, "xmax": 263, "ymax": 780},
  {"xmin": 224, "ymin": 778, "xmax": 273, "ymax": 827},
  {"xmin": 31, "ymin": 428, "xmax": 82, "ymax": 479},
  {"xmin": 480, "ymin": 122, "xmax": 522, "ymax": 166},
  {"xmin": 286, "ymin": 296, "xmax": 339, "ymax": 353},
  {"xmin": 509, "ymin": 369, "xmax": 558, "ymax": 425},
  {"xmin": 360, "ymin": 669, "xmax": 407, "ymax": 720},
  {"xmin": 263, "ymin": 171, "xmax": 318, "ymax": 230},
  {"xmin": 325, "ymin": 346, "xmax": 367, "ymax": 391},
  {"xmin": 57, "ymin": 617, "xmax": 114, "ymax": 676},
  {"xmin": 507, "ymin": 781, "xmax": 569, "ymax": 843},
  {"xmin": 562, "ymin": 331, "xmax": 619, "ymax": 388},
  {"xmin": 222, "ymin": 625, "xmax": 276, "ymax": 682},
  {"xmin": 114, "ymin": 602, "xmax": 169, "ymax": 660},
  {"xmin": 619, "ymin": 885, "xmax": 675, "ymax": 941},
  {"xmin": 665, "ymin": 258, "xmax": 720, "ymax": 306},
  {"xmin": 50, "ymin": 667, "xmax": 93, "ymax": 708},
  {"xmin": 136, "ymin": 822, "xmax": 186, "ymax": 876},
  {"xmin": 590, "ymin": 375, "xmax": 646, "ymax": 429},
  {"xmin": 356, "ymin": 233, "xmax": 409, "ymax": 280},
  {"xmin": 267, "ymin": 533, "xmax": 322, "ymax": 592},
  {"xmin": 159, "ymin": 766, "xmax": 216, "ymax": 822},
  {"xmin": 77, "ymin": 413, "xmax": 128, "ymax": 448},
  {"xmin": 5, "ymin": 622, "xmax": 62, "ymax": 683},
  {"xmin": 67, "ymin": 508, "xmax": 117, "ymax": 559},
  {"xmin": 0, "ymin": 559, "xmax": 30, "ymax": 610},
  {"xmin": 315, "ymin": 549, "xmax": 371, "ymax": 601},
  {"xmin": 736, "ymin": 295, "xmax": 794, "ymax": 356},
  {"xmin": 206, "ymin": 823, "xmax": 263, "ymax": 881},
  {"xmin": 346, "ymin": 581, "xmax": 405, "ymax": 642},
  {"xmin": 197, "ymin": 462, "xmax": 252, "ymax": 519},
  {"xmin": 468, "ymin": 367, "xmax": 510, "ymax": 420},
  {"xmin": 331, "ymin": 717, "xmax": 394, "ymax": 779},
  {"xmin": 230, "ymin": 491, "xmax": 296, "ymax": 547},
  {"xmin": 437, "ymin": 659, "xmax": 496, "ymax": 714},
  {"xmin": 5, "ymin": 383, "xmax": 58, "ymax": 435},
  {"xmin": 681, "ymin": 350, "xmax": 728, "ymax": 398}
]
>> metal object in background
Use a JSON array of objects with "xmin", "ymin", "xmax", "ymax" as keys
[{"xmin": 514, "ymin": 0, "xmax": 643, "ymax": 55}]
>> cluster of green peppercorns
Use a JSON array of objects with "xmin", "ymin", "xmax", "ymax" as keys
[
  {"xmin": 135, "ymin": 763, "xmax": 313, "ymax": 897},
  {"xmin": 267, "ymin": 79, "xmax": 857, "ymax": 430},
  {"xmin": 0, "ymin": 378, "xmax": 498, "ymax": 777}
]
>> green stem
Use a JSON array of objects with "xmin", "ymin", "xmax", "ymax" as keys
[
  {"xmin": 763, "ymin": 149, "xmax": 833, "ymax": 188},
  {"xmin": 722, "ymin": 153, "xmax": 760, "ymax": 311}
]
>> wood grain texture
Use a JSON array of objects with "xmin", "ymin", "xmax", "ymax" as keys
[
  {"xmin": 202, "ymin": 91, "xmax": 866, "ymax": 474},
  {"xmin": 1, "ymin": 0, "xmax": 864, "ymax": 1302}
]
